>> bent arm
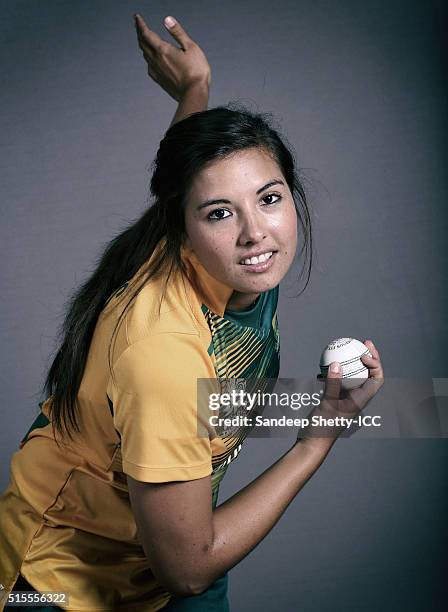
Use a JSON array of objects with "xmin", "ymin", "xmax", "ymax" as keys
[
  {"xmin": 208, "ymin": 438, "xmax": 335, "ymax": 586},
  {"xmin": 127, "ymin": 347, "xmax": 385, "ymax": 597},
  {"xmin": 133, "ymin": 14, "xmax": 210, "ymax": 127},
  {"xmin": 169, "ymin": 79, "xmax": 209, "ymax": 127},
  {"xmin": 128, "ymin": 437, "xmax": 335, "ymax": 596}
]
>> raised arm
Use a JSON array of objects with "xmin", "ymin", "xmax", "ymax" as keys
[{"xmin": 134, "ymin": 14, "xmax": 210, "ymax": 126}]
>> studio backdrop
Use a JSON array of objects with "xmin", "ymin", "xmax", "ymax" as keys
[{"xmin": 1, "ymin": 1, "xmax": 447, "ymax": 610}]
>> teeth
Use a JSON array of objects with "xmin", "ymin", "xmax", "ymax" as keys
[{"xmin": 241, "ymin": 251, "xmax": 273, "ymax": 265}]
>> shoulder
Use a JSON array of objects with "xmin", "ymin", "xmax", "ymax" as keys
[
  {"xmin": 105, "ymin": 266, "xmax": 212, "ymax": 374},
  {"xmin": 109, "ymin": 331, "xmax": 215, "ymax": 396},
  {"xmin": 126, "ymin": 270, "xmax": 202, "ymax": 341}
]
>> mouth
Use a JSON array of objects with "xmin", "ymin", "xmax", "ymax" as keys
[{"xmin": 239, "ymin": 250, "xmax": 277, "ymax": 273}]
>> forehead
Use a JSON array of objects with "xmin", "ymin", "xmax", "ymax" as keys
[{"xmin": 188, "ymin": 148, "xmax": 283, "ymax": 196}]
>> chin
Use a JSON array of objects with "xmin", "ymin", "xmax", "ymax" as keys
[{"xmin": 234, "ymin": 277, "xmax": 280, "ymax": 294}]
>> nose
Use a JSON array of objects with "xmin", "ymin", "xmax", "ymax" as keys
[{"xmin": 237, "ymin": 210, "xmax": 267, "ymax": 246}]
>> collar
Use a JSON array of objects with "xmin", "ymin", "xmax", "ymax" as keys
[{"xmin": 181, "ymin": 244, "xmax": 234, "ymax": 317}]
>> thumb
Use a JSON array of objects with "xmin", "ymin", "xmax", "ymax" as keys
[
  {"xmin": 164, "ymin": 15, "xmax": 192, "ymax": 50},
  {"xmin": 324, "ymin": 362, "xmax": 342, "ymax": 402}
]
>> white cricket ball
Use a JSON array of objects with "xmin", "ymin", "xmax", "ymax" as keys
[{"xmin": 320, "ymin": 338, "xmax": 372, "ymax": 390}]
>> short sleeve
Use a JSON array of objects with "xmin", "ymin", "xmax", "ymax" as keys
[{"xmin": 107, "ymin": 332, "xmax": 214, "ymax": 483}]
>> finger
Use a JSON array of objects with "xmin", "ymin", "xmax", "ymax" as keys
[
  {"xmin": 164, "ymin": 15, "xmax": 193, "ymax": 50},
  {"xmin": 323, "ymin": 362, "xmax": 342, "ymax": 401},
  {"xmin": 363, "ymin": 339, "xmax": 379, "ymax": 360},
  {"xmin": 360, "ymin": 353, "xmax": 384, "ymax": 379},
  {"xmin": 360, "ymin": 353, "xmax": 379, "ymax": 367},
  {"xmin": 135, "ymin": 13, "xmax": 164, "ymax": 52}
]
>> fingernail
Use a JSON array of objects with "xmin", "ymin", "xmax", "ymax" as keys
[
  {"xmin": 330, "ymin": 362, "xmax": 341, "ymax": 373},
  {"xmin": 165, "ymin": 16, "xmax": 176, "ymax": 28}
]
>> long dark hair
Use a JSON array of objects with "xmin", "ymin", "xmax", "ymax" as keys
[{"xmin": 43, "ymin": 103, "xmax": 313, "ymax": 440}]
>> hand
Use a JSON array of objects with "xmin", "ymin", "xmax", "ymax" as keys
[
  {"xmin": 324, "ymin": 339, "xmax": 384, "ymax": 412},
  {"xmin": 134, "ymin": 14, "xmax": 211, "ymax": 101},
  {"xmin": 301, "ymin": 339, "xmax": 384, "ymax": 441},
  {"xmin": 359, "ymin": 339, "xmax": 384, "ymax": 382}
]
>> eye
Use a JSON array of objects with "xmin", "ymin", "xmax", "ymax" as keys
[
  {"xmin": 207, "ymin": 208, "xmax": 232, "ymax": 221},
  {"xmin": 262, "ymin": 193, "xmax": 282, "ymax": 205}
]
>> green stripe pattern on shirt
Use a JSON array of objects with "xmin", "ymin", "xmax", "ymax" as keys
[{"xmin": 201, "ymin": 286, "xmax": 280, "ymax": 508}]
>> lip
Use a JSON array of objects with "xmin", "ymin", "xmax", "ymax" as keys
[
  {"xmin": 239, "ymin": 251, "xmax": 277, "ymax": 273},
  {"xmin": 239, "ymin": 249, "xmax": 277, "ymax": 262}
]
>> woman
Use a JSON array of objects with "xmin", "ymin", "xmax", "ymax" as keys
[{"xmin": 0, "ymin": 13, "xmax": 384, "ymax": 612}]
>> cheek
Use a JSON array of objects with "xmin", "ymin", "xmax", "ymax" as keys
[
  {"xmin": 286, "ymin": 202, "xmax": 299, "ymax": 227},
  {"xmin": 278, "ymin": 209, "xmax": 298, "ymax": 263},
  {"xmin": 187, "ymin": 224, "xmax": 235, "ymax": 262},
  {"xmin": 288, "ymin": 217, "xmax": 298, "ymax": 253},
  {"xmin": 272, "ymin": 204, "xmax": 298, "ymax": 241},
  {"xmin": 289, "ymin": 215, "xmax": 299, "ymax": 243}
]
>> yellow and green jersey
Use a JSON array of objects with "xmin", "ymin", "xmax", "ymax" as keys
[{"xmin": 0, "ymin": 239, "xmax": 280, "ymax": 611}]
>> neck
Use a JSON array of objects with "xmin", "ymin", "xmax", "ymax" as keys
[{"xmin": 226, "ymin": 291, "xmax": 260, "ymax": 311}]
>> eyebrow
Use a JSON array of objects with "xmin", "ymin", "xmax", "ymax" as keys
[{"xmin": 196, "ymin": 179, "xmax": 285, "ymax": 210}]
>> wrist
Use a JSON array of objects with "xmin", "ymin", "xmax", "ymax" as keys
[{"xmin": 182, "ymin": 77, "xmax": 210, "ymax": 98}]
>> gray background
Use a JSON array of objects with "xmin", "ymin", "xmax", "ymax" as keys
[{"xmin": 1, "ymin": 0, "xmax": 447, "ymax": 610}]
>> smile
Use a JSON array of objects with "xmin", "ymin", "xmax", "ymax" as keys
[
  {"xmin": 239, "ymin": 251, "xmax": 274, "ymax": 265},
  {"xmin": 239, "ymin": 251, "xmax": 277, "ymax": 273}
]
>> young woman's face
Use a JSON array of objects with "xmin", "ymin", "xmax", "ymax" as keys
[{"xmin": 183, "ymin": 147, "xmax": 298, "ymax": 308}]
